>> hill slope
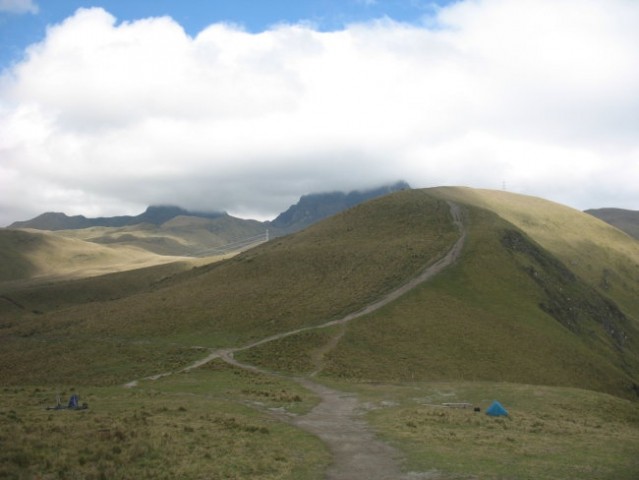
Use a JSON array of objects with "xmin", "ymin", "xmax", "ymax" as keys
[
  {"xmin": 1, "ymin": 188, "xmax": 638, "ymax": 401},
  {"xmin": 56, "ymin": 214, "xmax": 270, "ymax": 257},
  {"xmin": 0, "ymin": 229, "xmax": 189, "ymax": 285},
  {"xmin": 586, "ymin": 207, "xmax": 639, "ymax": 240},
  {"xmin": 5, "ymin": 183, "xmax": 409, "ymax": 261},
  {"xmin": 311, "ymin": 193, "xmax": 639, "ymax": 397},
  {"xmin": 0, "ymin": 190, "xmax": 457, "ymax": 385}
]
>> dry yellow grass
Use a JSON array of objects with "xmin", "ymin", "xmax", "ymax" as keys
[
  {"xmin": 348, "ymin": 380, "xmax": 639, "ymax": 480},
  {"xmin": 0, "ymin": 228, "xmax": 229, "ymax": 287},
  {"xmin": 431, "ymin": 187, "xmax": 639, "ymax": 314}
]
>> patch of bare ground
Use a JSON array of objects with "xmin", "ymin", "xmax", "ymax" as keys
[{"xmin": 291, "ymin": 378, "xmax": 446, "ymax": 480}]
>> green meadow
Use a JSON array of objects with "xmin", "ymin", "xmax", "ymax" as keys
[
  {"xmin": 0, "ymin": 361, "xmax": 329, "ymax": 480},
  {"xmin": 353, "ymin": 381, "xmax": 639, "ymax": 480}
]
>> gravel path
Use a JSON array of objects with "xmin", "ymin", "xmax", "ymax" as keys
[{"xmin": 291, "ymin": 378, "xmax": 443, "ymax": 480}]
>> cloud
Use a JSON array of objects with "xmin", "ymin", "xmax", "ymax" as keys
[
  {"xmin": 1, "ymin": 0, "xmax": 638, "ymax": 225},
  {"xmin": 0, "ymin": 0, "xmax": 38, "ymax": 14}
]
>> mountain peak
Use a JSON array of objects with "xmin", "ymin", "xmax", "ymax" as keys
[
  {"xmin": 269, "ymin": 181, "xmax": 411, "ymax": 232},
  {"xmin": 9, "ymin": 205, "xmax": 224, "ymax": 231},
  {"xmin": 8, "ymin": 182, "xmax": 410, "ymax": 232}
]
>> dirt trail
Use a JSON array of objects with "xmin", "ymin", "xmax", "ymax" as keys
[
  {"xmin": 293, "ymin": 377, "xmax": 447, "ymax": 480},
  {"xmin": 221, "ymin": 202, "xmax": 464, "ymax": 479},
  {"xmin": 124, "ymin": 201, "xmax": 466, "ymax": 479},
  {"xmin": 221, "ymin": 201, "xmax": 466, "ymax": 359}
]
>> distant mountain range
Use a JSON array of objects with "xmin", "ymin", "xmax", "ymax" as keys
[
  {"xmin": 268, "ymin": 181, "xmax": 410, "ymax": 232},
  {"xmin": 585, "ymin": 208, "xmax": 639, "ymax": 240},
  {"xmin": 8, "ymin": 205, "xmax": 225, "ymax": 231},
  {"xmin": 9, "ymin": 181, "xmax": 411, "ymax": 234}
]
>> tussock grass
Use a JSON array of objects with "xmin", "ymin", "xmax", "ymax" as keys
[
  {"xmin": 241, "ymin": 202, "xmax": 639, "ymax": 399},
  {"xmin": 236, "ymin": 327, "xmax": 342, "ymax": 375},
  {"xmin": 432, "ymin": 187, "xmax": 639, "ymax": 318},
  {"xmin": 3, "ymin": 189, "xmax": 637, "ymax": 397},
  {"xmin": 0, "ymin": 337, "xmax": 206, "ymax": 386},
  {"xmin": 343, "ymin": 381, "xmax": 639, "ymax": 479},
  {"xmin": 2, "ymin": 187, "xmax": 639, "ymax": 478},
  {"xmin": 0, "ymin": 259, "xmax": 196, "ymax": 315},
  {"xmin": 0, "ymin": 190, "xmax": 457, "ymax": 385},
  {"xmin": 3, "ymin": 187, "xmax": 638, "ymax": 399},
  {"xmin": 0, "ymin": 361, "xmax": 328, "ymax": 479}
]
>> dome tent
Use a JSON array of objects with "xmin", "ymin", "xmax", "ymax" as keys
[{"xmin": 485, "ymin": 400, "xmax": 508, "ymax": 416}]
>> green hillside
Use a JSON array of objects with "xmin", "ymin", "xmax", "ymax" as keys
[
  {"xmin": 2, "ymin": 187, "xmax": 639, "ymax": 479},
  {"xmin": 432, "ymin": 188, "xmax": 639, "ymax": 316},
  {"xmin": 0, "ymin": 228, "xmax": 189, "ymax": 285},
  {"xmin": 58, "ymin": 213, "xmax": 270, "ymax": 256},
  {"xmin": 2, "ymin": 188, "xmax": 638, "ymax": 398},
  {"xmin": 0, "ymin": 190, "xmax": 457, "ymax": 385},
  {"xmin": 239, "ymin": 190, "xmax": 639, "ymax": 399}
]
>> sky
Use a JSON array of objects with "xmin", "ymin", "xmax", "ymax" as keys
[{"xmin": 0, "ymin": 0, "xmax": 638, "ymax": 225}]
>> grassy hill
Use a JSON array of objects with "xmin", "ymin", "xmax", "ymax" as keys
[
  {"xmin": 0, "ymin": 228, "xmax": 191, "ymax": 285},
  {"xmin": 239, "ymin": 189, "xmax": 639, "ymax": 399},
  {"xmin": 2, "ymin": 187, "xmax": 639, "ymax": 479},
  {"xmin": 586, "ymin": 207, "xmax": 639, "ymax": 240},
  {"xmin": 0, "ymin": 190, "xmax": 458, "ymax": 385},
  {"xmin": 2, "ymin": 187, "xmax": 638, "ymax": 397},
  {"xmin": 432, "ymin": 188, "xmax": 639, "ymax": 316},
  {"xmin": 56, "ymin": 214, "xmax": 270, "ymax": 256}
]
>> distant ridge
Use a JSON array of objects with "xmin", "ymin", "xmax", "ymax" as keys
[
  {"xmin": 9, "ymin": 206, "xmax": 225, "ymax": 231},
  {"xmin": 9, "ymin": 182, "xmax": 411, "ymax": 233},
  {"xmin": 585, "ymin": 208, "xmax": 639, "ymax": 240},
  {"xmin": 268, "ymin": 181, "xmax": 411, "ymax": 233}
]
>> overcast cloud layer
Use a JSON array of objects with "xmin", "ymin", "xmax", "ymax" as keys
[{"xmin": 1, "ymin": 0, "xmax": 638, "ymax": 225}]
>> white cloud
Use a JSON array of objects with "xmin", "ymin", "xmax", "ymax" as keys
[
  {"xmin": 1, "ymin": 0, "xmax": 639, "ymax": 225},
  {"xmin": 0, "ymin": 0, "xmax": 38, "ymax": 14}
]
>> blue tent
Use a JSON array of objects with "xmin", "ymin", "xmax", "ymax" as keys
[
  {"xmin": 68, "ymin": 394, "xmax": 79, "ymax": 409},
  {"xmin": 485, "ymin": 400, "xmax": 508, "ymax": 416}
]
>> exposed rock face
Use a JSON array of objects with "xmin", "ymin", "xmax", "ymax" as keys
[{"xmin": 269, "ymin": 181, "xmax": 411, "ymax": 233}]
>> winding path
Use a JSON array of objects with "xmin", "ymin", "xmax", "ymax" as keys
[{"xmin": 125, "ymin": 201, "xmax": 467, "ymax": 479}]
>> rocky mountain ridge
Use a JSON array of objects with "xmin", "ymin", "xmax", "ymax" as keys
[{"xmin": 9, "ymin": 182, "xmax": 411, "ymax": 234}]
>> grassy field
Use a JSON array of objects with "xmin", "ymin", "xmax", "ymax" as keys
[
  {"xmin": 0, "ymin": 360, "xmax": 329, "ymax": 480},
  {"xmin": 3, "ymin": 374, "xmax": 636, "ymax": 480},
  {"xmin": 335, "ymin": 380, "xmax": 639, "ymax": 480}
]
